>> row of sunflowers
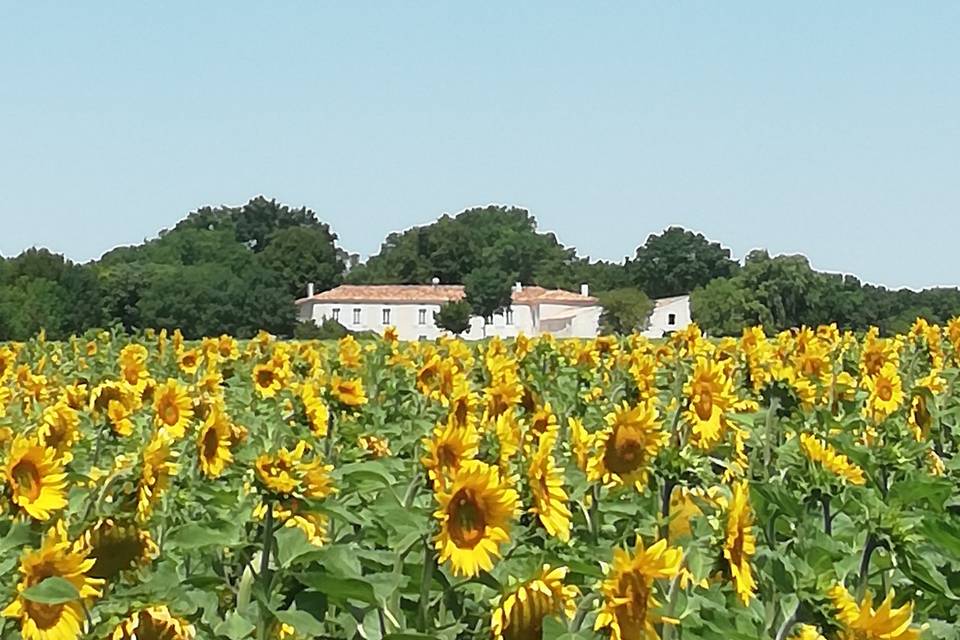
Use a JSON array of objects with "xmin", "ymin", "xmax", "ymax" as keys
[{"xmin": 1, "ymin": 321, "xmax": 959, "ymax": 639}]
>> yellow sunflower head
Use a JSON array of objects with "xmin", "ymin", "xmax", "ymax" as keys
[
  {"xmin": 421, "ymin": 419, "xmax": 480, "ymax": 489},
  {"xmin": 594, "ymin": 537, "xmax": 683, "ymax": 640},
  {"xmin": 330, "ymin": 375, "xmax": 367, "ymax": 409},
  {"xmin": 491, "ymin": 565, "xmax": 579, "ymax": 640},
  {"xmin": 110, "ymin": 605, "xmax": 196, "ymax": 640},
  {"xmin": 588, "ymin": 400, "xmax": 665, "ymax": 491},
  {"xmin": 81, "ymin": 518, "xmax": 159, "ymax": 581},
  {"xmin": 253, "ymin": 361, "xmax": 286, "ymax": 399},
  {"xmin": 863, "ymin": 362, "xmax": 904, "ymax": 423},
  {"xmin": 38, "ymin": 401, "xmax": 81, "ymax": 457},
  {"xmin": 153, "ymin": 379, "xmax": 194, "ymax": 438},
  {"xmin": 828, "ymin": 583, "xmax": 921, "ymax": 640},
  {"xmin": 4, "ymin": 435, "xmax": 68, "ymax": 521},
  {"xmin": 299, "ymin": 382, "xmax": 330, "ymax": 437},
  {"xmin": 197, "ymin": 403, "xmax": 234, "ymax": 479},
  {"xmin": 434, "ymin": 459, "xmax": 519, "ymax": 577},
  {"xmin": 683, "ymin": 358, "xmax": 735, "ymax": 449},
  {"xmin": 358, "ymin": 434, "xmax": 392, "ymax": 459},
  {"xmin": 137, "ymin": 433, "xmax": 179, "ymax": 521},
  {"xmin": 527, "ymin": 429, "xmax": 571, "ymax": 542},
  {"xmin": 177, "ymin": 348, "xmax": 202, "ymax": 376},
  {"xmin": 723, "ymin": 481, "xmax": 757, "ymax": 605},
  {"xmin": 2, "ymin": 521, "xmax": 104, "ymax": 640}
]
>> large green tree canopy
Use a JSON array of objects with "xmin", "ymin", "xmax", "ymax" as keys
[{"xmin": 628, "ymin": 226, "xmax": 739, "ymax": 299}]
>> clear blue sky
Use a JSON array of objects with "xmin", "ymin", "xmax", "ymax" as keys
[{"xmin": 2, "ymin": 2, "xmax": 958, "ymax": 289}]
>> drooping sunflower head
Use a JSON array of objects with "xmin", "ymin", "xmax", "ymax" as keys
[
  {"xmin": 588, "ymin": 400, "xmax": 665, "ymax": 491},
  {"xmin": 38, "ymin": 401, "xmax": 81, "ymax": 457},
  {"xmin": 197, "ymin": 403, "xmax": 234, "ymax": 479},
  {"xmin": 110, "ymin": 605, "xmax": 196, "ymax": 640},
  {"xmin": 3, "ymin": 435, "xmax": 68, "ymax": 521},
  {"xmin": 81, "ymin": 518, "xmax": 159, "ymax": 581},
  {"xmin": 527, "ymin": 429, "xmax": 571, "ymax": 542},
  {"xmin": 2, "ymin": 520, "xmax": 104, "ymax": 640},
  {"xmin": 153, "ymin": 379, "xmax": 194, "ymax": 439},
  {"xmin": 595, "ymin": 537, "xmax": 683, "ymax": 640},
  {"xmin": 491, "ymin": 565, "xmax": 579, "ymax": 640},
  {"xmin": 828, "ymin": 583, "xmax": 921, "ymax": 640},
  {"xmin": 330, "ymin": 375, "xmax": 367, "ymax": 409},
  {"xmin": 723, "ymin": 481, "xmax": 757, "ymax": 605},
  {"xmin": 434, "ymin": 459, "xmax": 519, "ymax": 577},
  {"xmin": 137, "ymin": 434, "xmax": 179, "ymax": 521}
]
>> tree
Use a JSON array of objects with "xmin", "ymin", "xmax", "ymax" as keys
[
  {"xmin": 433, "ymin": 300, "xmax": 473, "ymax": 335},
  {"xmin": 628, "ymin": 227, "xmax": 739, "ymax": 298},
  {"xmin": 597, "ymin": 289, "xmax": 654, "ymax": 334},
  {"xmin": 463, "ymin": 267, "xmax": 514, "ymax": 322},
  {"xmin": 348, "ymin": 206, "xmax": 580, "ymax": 286},
  {"xmin": 258, "ymin": 226, "xmax": 345, "ymax": 298},
  {"xmin": 690, "ymin": 278, "xmax": 767, "ymax": 336}
]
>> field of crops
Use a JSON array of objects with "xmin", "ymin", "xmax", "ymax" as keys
[{"xmin": 1, "ymin": 322, "xmax": 959, "ymax": 640}]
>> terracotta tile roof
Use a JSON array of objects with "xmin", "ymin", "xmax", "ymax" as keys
[{"xmin": 296, "ymin": 284, "xmax": 598, "ymax": 305}]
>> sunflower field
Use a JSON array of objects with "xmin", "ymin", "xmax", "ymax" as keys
[{"xmin": 1, "ymin": 321, "xmax": 960, "ymax": 640}]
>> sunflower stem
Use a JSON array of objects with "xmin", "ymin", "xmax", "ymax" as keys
[
  {"xmin": 417, "ymin": 534, "xmax": 435, "ymax": 632},
  {"xmin": 588, "ymin": 484, "xmax": 602, "ymax": 544},
  {"xmin": 773, "ymin": 602, "xmax": 799, "ymax": 640},
  {"xmin": 403, "ymin": 470, "xmax": 422, "ymax": 508},
  {"xmin": 570, "ymin": 592, "xmax": 600, "ymax": 632},
  {"xmin": 260, "ymin": 500, "xmax": 274, "ymax": 587},
  {"xmin": 856, "ymin": 533, "xmax": 878, "ymax": 600},
  {"xmin": 821, "ymin": 493, "xmax": 832, "ymax": 537},
  {"xmin": 659, "ymin": 476, "xmax": 676, "ymax": 542}
]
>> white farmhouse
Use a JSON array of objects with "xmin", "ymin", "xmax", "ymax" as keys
[
  {"xmin": 296, "ymin": 282, "xmax": 602, "ymax": 341},
  {"xmin": 642, "ymin": 295, "xmax": 692, "ymax": 338}
]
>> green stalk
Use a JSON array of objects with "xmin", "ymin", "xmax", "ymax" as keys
[{"xmin": 417, "ymin": 535, "xmax": 435, "ymax": 632}]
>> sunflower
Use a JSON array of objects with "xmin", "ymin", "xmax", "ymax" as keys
[
  {"xmin": 434, "ymin": 459, "xmax": 519, "ymax": 577},
  {"xmin": 153, "ymin": 379, "xmax": 194, "ymax": 438},
  {"xmin": 197, "ymin": 403, "xmax": 234, "ymax": 479},
  {"xmin": 594, "ymin": 537, "xmax": 683, "ymax": 640},
  {"xmin": 799, "ymin": 434, "xmax": 866, "ymax": 486},
  {"xmin": 588, "ymin": 400, "xmax": 665, "ymax": 491},
  {"xmin": 216, "ymin": 335, "xmax": 240, "ymax": 360},
  {"xmin": 253, "ymin": 361, "xmax": 286, "ymax": 399},
  {"xmin": 38, "ymin": 401, "xmax": 81, "ymax": 457},
  {"xmin": 358, "ymin": 434, "xmax": 391, "ymax": 458},
  {"xmin": 118, "ymin": 344, "xmax": 150, "ymax": 393},
  {"xmin": 111, "ymin": 605, "xmax": 195, "ymax": 640},
  {"xmin": 4, "ymin": 435, "xmax": 68, "ymax": 521},
  {"xmin": 790, "ymin": 624, "xmax": 827, "ymax": 640},
  {"xmin": 683, "ymin": 359, "xmax": 736, "ymax": 449},
  {"xmin": 494, "ymin": 410, "xmax": 522, "ymax": 469},
  {"xmin": 177, "ymin": 348, "xmax": 202, "ymax": 376},
  {"xmin": 299, "ymin": 382, "xmax": 329, "ymax": 437},
  {"xmin": 338, "ymin": 335, "xmax": 363, "ymax": 369},
  {"xmin": 491, "ymin": 565, "xmax": 578, "ymax": 640},
  {"xmin": 483, "ymin": 374, "xmax": 523, "ymax": 420},
  {"xmin": 137, "ymin": 433, "xmax": 179, "ymax": 521},
  {"xmin": 527, "ymin": 429, "xmax": 571, "ymax": 542},
  {"xmin": 828, "ymin": 584, "xmax": 921, "ymax": 640},
  {"xmin": 2, "ymin": 521, "xmax": 104, "ymax": 640},
  {"xmin": 255, "ymin": 441, "xmax": 336, "ymax": 500},
  {"xmin": 862, "ymin": 363, "xmax": 904, "ymax": 423},
  {"xmin": 723, "ymin": 481, "xmax": 757, "ymax": 605},
  {"xmin": 859, "ymin": 330, "xmax": 900, "ymax": 378},
  {"xmin": 526, "ymin": 402, "xmax": 558, "ymax": 445},
  {"xmin": 567, "ymin": 416, "xmax": 593, "ymax": 473},
  {"xmin": 107, "ymin": 399, "xmax": 135, "ymax": 437},
  {"xmin": 81, "ymin": 518, "xmax": 159, "ymax": 581},
  {"xmin": 421, "ymin": 419, "xmax": 480, "ymax": 489},
  {"xmin": 330, "ymin": 375, "xmax": 367, "ymax": 408},
  {"xmin": 90, "ymin": 380, "xmax": 137, "ymax": 417},
  {"xmin": 255, "ymin": 502, "xmax": 330, "ymax": 548}
]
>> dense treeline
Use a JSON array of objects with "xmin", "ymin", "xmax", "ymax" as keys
[{"xmin": 0, "ymin": 197, "xmax": 957, "ymax": 339}]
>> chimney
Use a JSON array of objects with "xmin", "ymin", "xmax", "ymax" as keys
[
  {"xmin": 307, "ymin": 282, "xmax": 315, "ymax": 298},
  {"xmin": 515, "ymin": 281, "xmax": 522, "ymax": 293},
  {"xmin": 580, "ymin": 283, "xmax": 589, "ymax": 297}
]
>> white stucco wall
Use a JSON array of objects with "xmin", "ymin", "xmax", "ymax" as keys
[
  {"xmin": 642, "ymin": 296, "xmax": 692, "ymax": 338},
  {"xmin": 300, "ymin": 301, "xmax": 541, "ymax": 341}
]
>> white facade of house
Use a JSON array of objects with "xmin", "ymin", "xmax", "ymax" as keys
[
  {"xmin": 642, "ymin": 295, "xmax": 692, "ymax": 338},
  {"xmin": 296, "ymin": 283, "xmax": 601, "ymax": 341}
]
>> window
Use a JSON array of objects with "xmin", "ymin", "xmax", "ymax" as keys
[
  {"xmin": 352, "ymin": 308, "xmax": 361, "ymax": 325},
  {"xmin": 668, "ymin": 313, "xmax": 676, "ymax": 326},
  {"xmin": 382, "ymin": 308, "xmax": 391, "ymax": 325},
  {"xmin": 505, "ymin": 309, "xmax": 514, "ymax": 325},
  {"xmin": 485, "ymin": 315, "xmax": 493, "ymax": 326},
  {"xmin": 418, "ymin": 308, "xmax": 427, "ymax": 325},
  {"xmin": 331, "ymin": 308, "xmax": 340, "ymax": 322}
]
